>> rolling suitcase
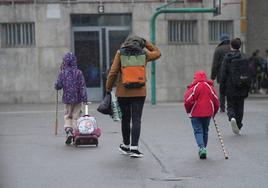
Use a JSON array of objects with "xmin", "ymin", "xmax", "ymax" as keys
[{"xmin": 73, "ymin": 102, "xmax": 101, "ymax": 147}]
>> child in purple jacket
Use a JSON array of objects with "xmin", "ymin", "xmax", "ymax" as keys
[{"xmin": 55, "ymin": 52, "xmax": 87, "ymax": 144}]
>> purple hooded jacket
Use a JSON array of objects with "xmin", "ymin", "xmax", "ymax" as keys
[{"xmin": 55, "ymin": 52, "xmax": 87, "ymax": 104}]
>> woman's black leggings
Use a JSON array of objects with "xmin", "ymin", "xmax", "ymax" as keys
[{"xmin": 117, "ymin": 97, "xmax": 146, "ymax": 147}]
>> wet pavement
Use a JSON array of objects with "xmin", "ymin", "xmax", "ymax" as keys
[{"xmin": 0, "ymin": 97, "xmax": 268, "ymax": 188}]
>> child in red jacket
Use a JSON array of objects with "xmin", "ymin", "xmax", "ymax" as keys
[{"xmin": 184, "ymin": 70, "xmax": 220, "ymax": 159}]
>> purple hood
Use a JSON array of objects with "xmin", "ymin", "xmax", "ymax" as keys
[{"xmin": 55, "ymin": 52, "xmax": 87, "ymax": 104}]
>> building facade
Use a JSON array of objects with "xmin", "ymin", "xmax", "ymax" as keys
[
  {"xmin": 246, "ymin": 0, "xmax": 268, "ymax": 57},
  {"xmin": 0, "ymin": 0, "xmax": 241, "ymax": 103}
]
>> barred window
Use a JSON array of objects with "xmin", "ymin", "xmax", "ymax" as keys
[
  {"xmin": 168, "ymin": 20, "xmax": 197, "ymax": 44},
  {"xmin": 1, "ymin": 22, "xmax": 35, "ymax": 47},
  {"xmin": 209, "ymin": 20, "xmax": 233, "ymax": 43}
]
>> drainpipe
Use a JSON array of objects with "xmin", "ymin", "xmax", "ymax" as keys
[{"xmin": 150, "ymin": 7, "xmax": 217, "ymax": 105}]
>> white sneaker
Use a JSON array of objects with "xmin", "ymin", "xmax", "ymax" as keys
[{"xmin": 231, "ymin": 118, "xmax": 240, "ymax": 135}]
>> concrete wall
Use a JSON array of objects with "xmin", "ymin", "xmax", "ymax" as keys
[
  {"xmin": 0, "ymin": 0, "xmax": 241, "ymax": 103},
  {"xmin": 247, "ymin": 0, "xmax": 268, "ymax": 57},
  {"xmin": 0, "ymin": 4, "xmax": 69, "ymax": 103}
]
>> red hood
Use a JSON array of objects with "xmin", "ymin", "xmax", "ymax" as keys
[{"xmin": 188, "ymin": 70, "xmax": 214, "ymax": 88}]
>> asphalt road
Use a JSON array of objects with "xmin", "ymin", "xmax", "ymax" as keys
[{"xmin": 0, "ymin": 98, "xmax": 268, "ymax": 188}]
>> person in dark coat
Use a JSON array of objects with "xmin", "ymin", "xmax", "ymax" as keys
[
  {"xmin": 211, "ymin": 33, "xmax": 231, "ymax": 112},
  {"xmin": 220, "ymin": 38, "xmax": 250, "ymax": 135},
  {"xmin": 249, "ymin": 51, "xmax": 258, "ymax": 93},
  {"xmin": 249, "ymin": 49, "xmax": 264, "ymax": 93}
]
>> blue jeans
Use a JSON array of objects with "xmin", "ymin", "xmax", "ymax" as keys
[{"xmin": 191, "ymin": 117, "xmax": 211, "ymax": 149}]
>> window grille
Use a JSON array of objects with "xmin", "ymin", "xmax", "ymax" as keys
[
  {"xmin": 168, "ymin": 20, "xmax": 197, "ymax": 44},
  {"xmin": 209, "ymin": 20, "xmax": 233, "ymax": 43},
  {"xmin": 1, "ymin": 22, "xmax": 35, "ymax": 47}
]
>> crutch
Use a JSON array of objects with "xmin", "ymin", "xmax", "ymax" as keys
[
  {"xmin": 54, "ymin": 90, "xmax": 59, "ymax": 135},
  {"xmin": 213, "ymin": 118, "xmax": 229, "ymax": 159},
  {"xmin": 54, "ymin": 62, "xmax": 63, "ymax": 135}
]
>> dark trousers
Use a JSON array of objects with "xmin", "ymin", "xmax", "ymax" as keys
[
  {"xmin": 250, "ymin": 76, "xmax": 257, "ymax": 92},
  {"xmin": 226, "ymin": 96, "xmax": 245, "ymax": 129},
  {"xmin": 220, "ymin": 91, "xmax": 226, "ymax": 111},
  {"xmin": 219, "ymin": 83, "xmax": 226, "ymax": 111},
  {"xmin": 117, "ymin": 97, "xmax": 146, "ymax": 147}
]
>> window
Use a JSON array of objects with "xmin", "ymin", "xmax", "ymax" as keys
[
  {"xmin": 209, "ymin": 20, "xmax": 233, "ymax": 43},
  {"xmin": 1, "ymin": 22, "xmax": 35, "ymax": 47},
  {"xmin": 168, "ymin": 20, "xmax": 197, "ymax": 44}
]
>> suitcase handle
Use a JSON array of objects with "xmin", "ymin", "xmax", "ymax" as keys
[{"xmin": 84, "ymin": 102, "xmax": 92, "ymax": 116}]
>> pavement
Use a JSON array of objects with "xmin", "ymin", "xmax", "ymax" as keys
[{"xmin": 0, "ymin": 96, "xmax": 268, "ymax": 188}]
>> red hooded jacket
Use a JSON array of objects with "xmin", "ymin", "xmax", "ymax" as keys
[{"xmin": 184, "ymin": 71, "xmax": 220, "ymax": 117}]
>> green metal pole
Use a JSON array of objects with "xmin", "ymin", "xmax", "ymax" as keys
[
  {"xmin": 150, "ymin": 7, "xmax": 216, "ymax": 105},
  {"xmin": 150, "ymin": 14, "xmax": 157, "ymax": 105}
]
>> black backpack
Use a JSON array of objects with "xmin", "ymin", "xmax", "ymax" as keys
[{"xmin": 229, "ymin": 57, "xmax": 251, "ymax": 88}]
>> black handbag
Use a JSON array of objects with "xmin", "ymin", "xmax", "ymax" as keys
[{"xmin": 97, "ymin": 93, "xmax": 112, "ymax": 115}]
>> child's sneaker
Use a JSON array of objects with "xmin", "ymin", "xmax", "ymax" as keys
[
  {"xmin": 231, "ymin": 118, "xmax": 240, "ymax": 135},
  {"xmin": 130, "ymin": 149, "xmax": 144, "ymax": 158},
  {"xmin": 118, "ymin": 144, "xmax": 131, "ymax": 155},
  {"xmin": 65, "ymin": 128, "xmax": 73, "ymax": 145},
  {"xmin": 199, "ymin": 148, "xmax": 207, "ymax": 159}
]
